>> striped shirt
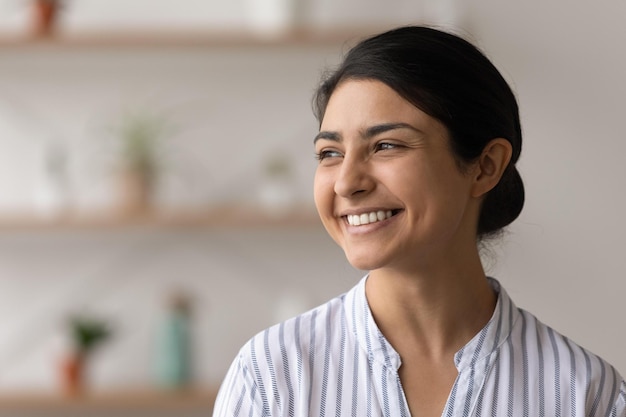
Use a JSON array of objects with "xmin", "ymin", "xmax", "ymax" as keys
[{"xmin": 213, "ymin": 276, "xmax": 626, "ymax": 416}]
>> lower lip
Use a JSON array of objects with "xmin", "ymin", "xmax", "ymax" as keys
[{"xmin": 344, "ymin": 212, "xmax": 400, "ymax": 234}]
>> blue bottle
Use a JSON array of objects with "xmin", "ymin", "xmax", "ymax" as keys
[{"xmin": 155, "ymin": 292, "xmax": 192, "ymax": 389}]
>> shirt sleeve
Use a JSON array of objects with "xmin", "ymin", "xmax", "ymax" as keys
[
  {"xmin": 612, "ymin": 380, "xmax": 626, "ymax": 417},
  {"xmin": 213, "ymin": 354, "xmax": 267, "ymax": 417}
]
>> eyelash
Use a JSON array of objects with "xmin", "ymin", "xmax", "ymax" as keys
[
  {"xmin": 315, "ymin": 150, "xmax": 341, "ymax": 161},
  {"xmin": 375, "ymin": 142, "xmax": 397, "ymax": 151},
  {"xmin": 314, "ymin": 142, "xmax": 401, "ymax": 161}
]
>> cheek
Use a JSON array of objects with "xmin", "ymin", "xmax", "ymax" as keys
[
  {"xmin": 391, "ymin": 159, "xmax": 470, "ymax": 215},
  {"xmin": 313, "ymin": 170, "xmax": 332, "ymax": 215},
  {"xmin": 422, "ymin": 173, "xmax": 475, "ymax": 231},
  {"xmin": 313, "ymin": 170, "xmax": 343, "ymax": 242}
]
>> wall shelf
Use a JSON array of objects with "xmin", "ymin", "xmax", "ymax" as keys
[
  {"xmin": 0, "ymin": 387, "xmax": 218, "ymax": 411},
  {"xmin": 0, "ymin": 204, "xmax": 321, "ymax": 231},
  {"xmin": 0, "ymin": 27, "xmax": 378, "ymax": 50}
]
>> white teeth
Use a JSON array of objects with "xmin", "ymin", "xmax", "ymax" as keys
[{"xmin": 347, "ymin": 210, "xmax": 395, "ymax": 226}]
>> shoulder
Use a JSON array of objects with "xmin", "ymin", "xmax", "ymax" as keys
[
  {"xmin": 513, "ymin": 307, "xmax": 625, "ymax": 414},
  {"xmin": 238, "ymin": 290, "xmax": 349, "ymax": 370},
  {"xmin": 214, "ymin": 290, "xmax": 354, "ymax": 416},
  {"xmin": 515, "ymin": 308, "xmax": 621, "ymax": 380}
]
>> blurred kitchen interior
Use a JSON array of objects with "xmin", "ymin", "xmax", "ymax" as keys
[{"xmin": 0, "ymin": 0, "xmax": 624, "ymax": 415}]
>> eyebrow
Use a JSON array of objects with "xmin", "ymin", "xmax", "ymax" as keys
[
  {"xmin": 314, "ymin": 122, "xmax": 422, "ymax": 144},
  {"xmin": 313, "ymin": 130, "xmax": 341, "ymax": 143}
]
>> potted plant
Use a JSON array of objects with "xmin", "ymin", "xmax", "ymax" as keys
[
  {"xmin": 61, "ymin": 314, "xmax": 111, "ymax": 395},
  {"xmin": 109, "ymin": 111, "xmax": 172, "ymax": 217}
]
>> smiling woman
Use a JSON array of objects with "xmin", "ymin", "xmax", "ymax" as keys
[{"xmin": 213, "ymin": 26, "xmax": 625, "ymax": 417}]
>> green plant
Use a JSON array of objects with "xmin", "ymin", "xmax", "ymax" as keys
[
  {"xmin": 113, "ymin": 111, "xmax": 172, "ymax": 181},
  {"xmin": 68, "ymin": 315, "xmax": 111, "ymax": 354}
]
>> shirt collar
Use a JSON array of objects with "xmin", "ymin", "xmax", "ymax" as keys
[
  {"xmin": 453, "ymin": 278, "xmax": 519, "ymax": 370},
  {"xmin": 344, "ymin": 275, "xmax": 520, "ymax": 371}
]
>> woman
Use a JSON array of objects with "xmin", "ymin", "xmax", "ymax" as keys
[{"xmin": 214, "ymin": 26, "xmax": 625, "ymax": 417}]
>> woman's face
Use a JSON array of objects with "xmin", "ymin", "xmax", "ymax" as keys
[{"xmin": 313, "ymin": 79, "xmax": 481, "ymax": 272}]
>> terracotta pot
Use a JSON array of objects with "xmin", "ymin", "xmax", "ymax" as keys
[
  {"xmin": 32, "ymin": 0, "xmax": 61, "ymax": 37},
  {"xmin": 60, "ymin": 352, "xmax": 85, "ymax": 396},
  {"xmin": 117, "ymin": 169, "xmax": 154, "ymax": 217}
]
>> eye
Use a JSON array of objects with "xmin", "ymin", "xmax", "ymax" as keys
[
  {"xmin": 315, "ymin": 149, "xmax": 343, "ymax": 161},
  {"xmin": 374, "ymin": 142, "xmax": 400, "ymax": 152}
]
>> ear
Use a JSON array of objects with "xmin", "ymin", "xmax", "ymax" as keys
[{"xmin": 471, "ymin": 138, "xmax": 513, "ymax": 198}]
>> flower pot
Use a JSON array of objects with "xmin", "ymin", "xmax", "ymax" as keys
[
  {"xmin": 31, "ymin": 0, "xmax": 61, "ymax": 38},
  {"xmin": 116, "ymin": 168, "xmax": 154, "ymax": 217},
  {"xmin": 60, "ymin": 352, "xmax": 85, "ymax": 396}
]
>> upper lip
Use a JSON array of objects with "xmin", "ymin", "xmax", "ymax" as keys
[{"xmin": 337, "ymin": 207, "xmax": 401, "ymax": 218}]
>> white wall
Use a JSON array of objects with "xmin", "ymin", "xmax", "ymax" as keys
[{"xmin": 0, "ymin": 0, "xmax": 623, "ymax": 393}]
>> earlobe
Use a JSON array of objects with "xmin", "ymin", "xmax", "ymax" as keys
[{"xmin": 471, "ymin": 138, "xmax": 513, "ymax": 198}]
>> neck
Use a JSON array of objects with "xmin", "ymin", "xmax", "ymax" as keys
[{"xmin": 365, "ymin": 248, "xmax": 496, "ymax": 361}]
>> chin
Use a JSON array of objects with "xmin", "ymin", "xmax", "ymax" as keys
[{"xmin": 344, "ymin": 251, "xmax": 386, "ymax": 272}]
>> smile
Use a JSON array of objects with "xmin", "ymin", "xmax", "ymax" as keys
[{"xmin": 346, "ymin": 210, "xmax": 399, "ymax": 226}]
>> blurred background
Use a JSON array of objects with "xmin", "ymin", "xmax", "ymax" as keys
[{"xmin": 0, "ymin": 0, "xmax": 624, "ymax": 415}]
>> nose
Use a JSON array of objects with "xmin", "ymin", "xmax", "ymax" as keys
[{"xmin": 333, "ymin": 154, "xmax": 374, "ymax": 198}]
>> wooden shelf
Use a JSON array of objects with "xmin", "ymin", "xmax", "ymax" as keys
[
  {"xmin": 0, "ymin": 27, "xmax": 377, "ymax": 49},
  {"xmin": 0, "ymin": 204, "xmax": 322, "ymax": 231},
  {"xmin": 0, "ymin": 387, "xmax": 218, "ymax": 411}
]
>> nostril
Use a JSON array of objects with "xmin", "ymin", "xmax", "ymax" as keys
[{"xmin": 333, "ymin": 165, "xmax": 374, "ymax": 197}]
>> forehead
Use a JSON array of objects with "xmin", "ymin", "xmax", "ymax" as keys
[{"xmin": 320, "ymin": 79, "xmax": 442, "ymax": 134}]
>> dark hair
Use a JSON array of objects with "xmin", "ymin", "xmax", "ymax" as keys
[{"xmin": 313, "ymin": 26, "xmax": 524, "ymax": 239}]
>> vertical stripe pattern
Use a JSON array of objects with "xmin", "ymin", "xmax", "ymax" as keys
[{"xmin": 213, "ymin": 276, "xmax": 626, "ymax": 417}]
